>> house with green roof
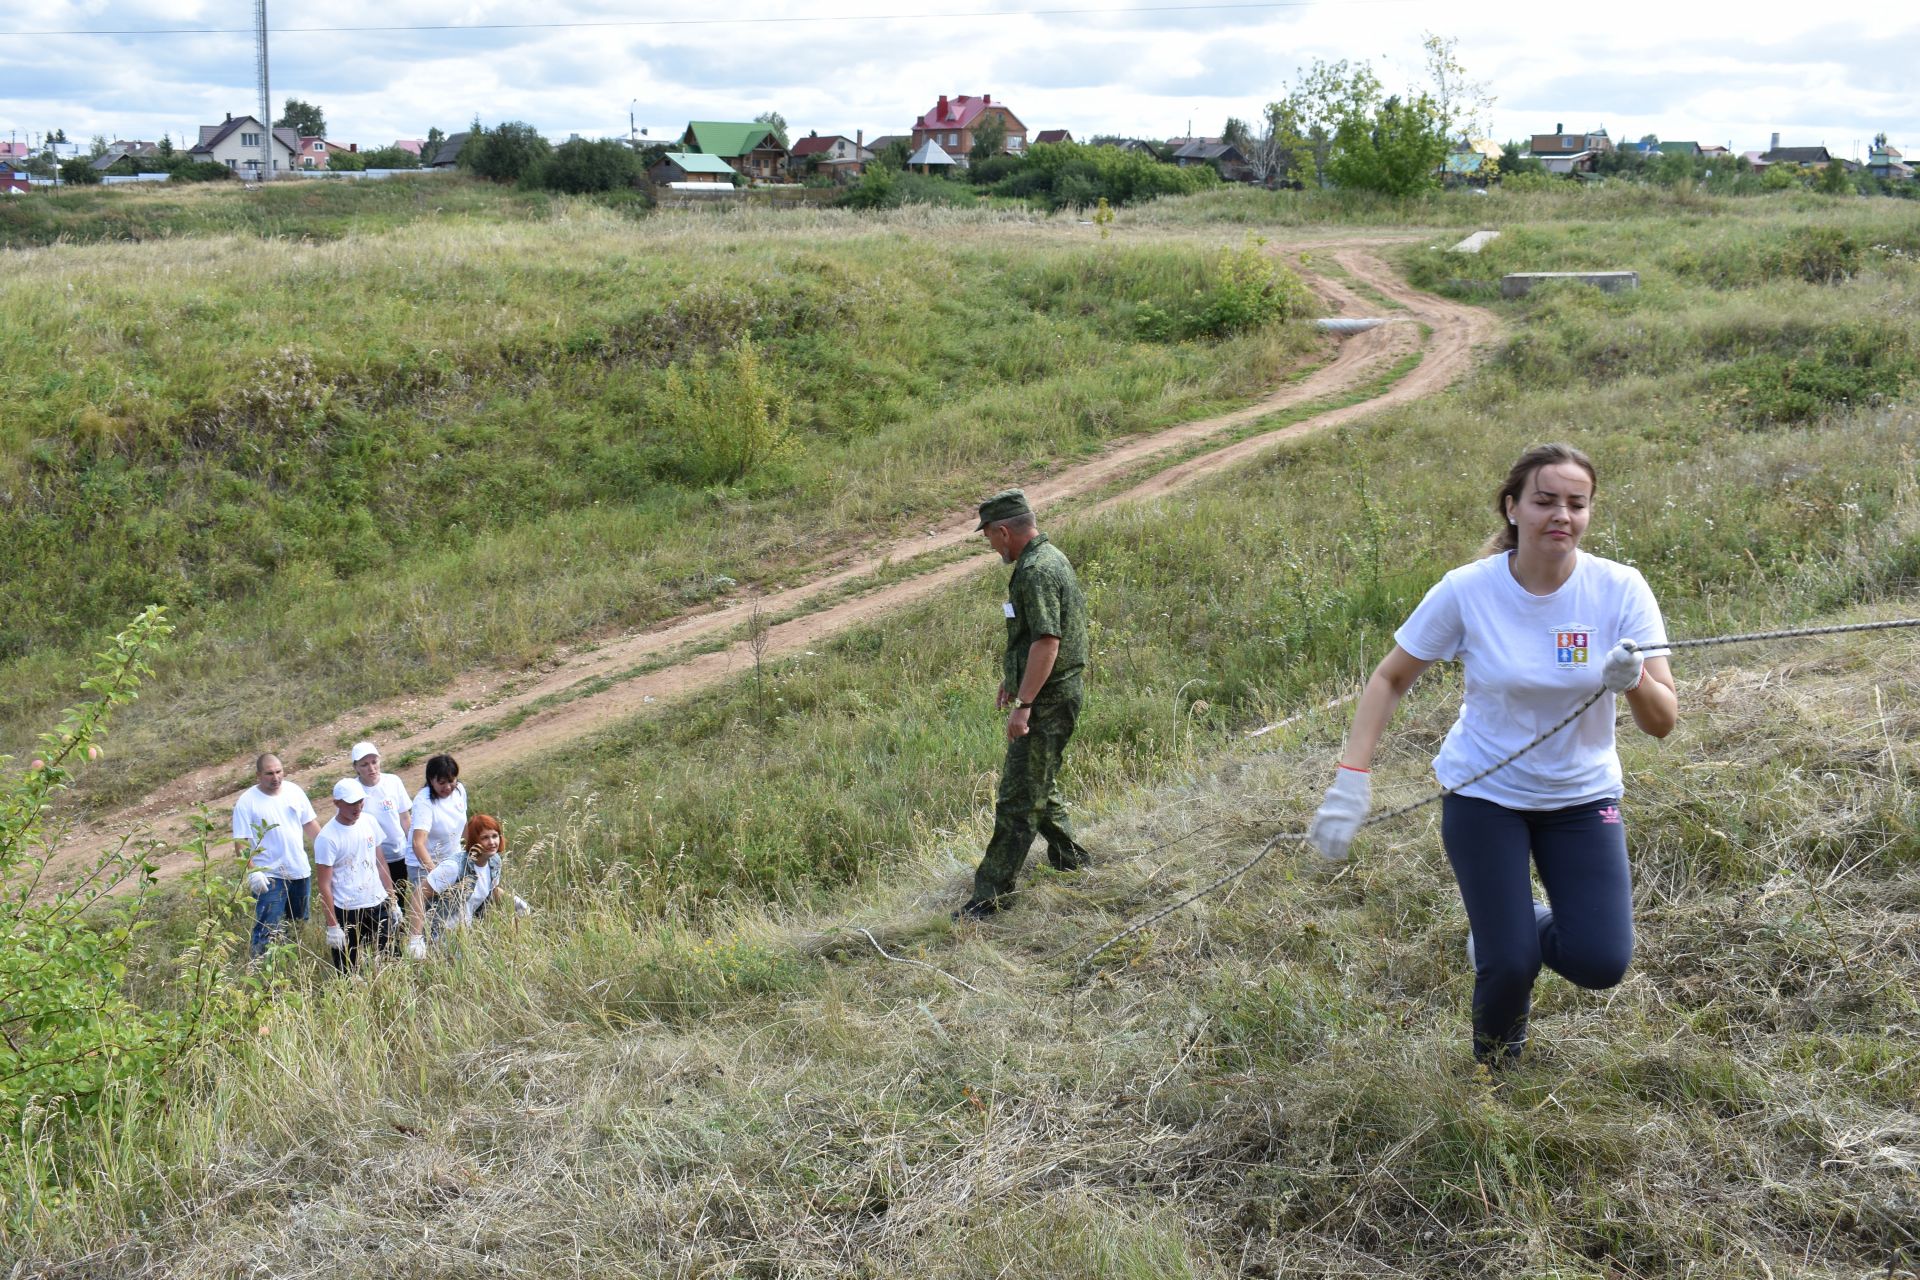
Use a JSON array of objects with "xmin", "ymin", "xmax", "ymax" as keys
[{"xmin": 678, "ymin": 121, "xmax": 789, "ymax": 183}]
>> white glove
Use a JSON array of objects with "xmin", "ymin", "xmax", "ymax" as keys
[
  {"xmin": 1307, "ymin": 767, "xmax": 1371, "ymax": 862},
  {"xmin": 512, "ymin": 895, "xmax": 532, "ymax": 917},
  {"xmin": 1602, "ymin": 640, "xmax": 1644, "ymax": 693},
  {"xmin": 325, "ymin": 924, "xmax": 347, "ymax": 950},
  {"xmin": 407, "ymin": 934, "xmax": 427, "ymax": 959},
  {"xmin": 245, "ymin": 869, "xmax": 272, "ymax": 896},
  {"xmin": 388, "ymin": 900, "xmax": 404, "ymax": 926}
]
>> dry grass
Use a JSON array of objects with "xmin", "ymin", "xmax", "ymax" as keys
[{"xmin": 12, "ymin": 614, "xmax": 1918, "ymax": 1278}]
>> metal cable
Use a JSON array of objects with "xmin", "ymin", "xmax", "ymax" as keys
[{"xmin": 1074, "ymin": 615, "xmax": 1920, "ymax": 973}]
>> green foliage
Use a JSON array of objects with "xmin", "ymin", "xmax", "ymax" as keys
[
  {"xmin": 1709, "ymin": 337, "xmax": 1915, "ymax": 425},
  {"xmin": 1818, "ymin": 159, "xmax": 1852, "ymax": 195},
  {"xmin": 1135, "ymin": 237, "xmax": 1317, "ymax": 340},
  {"xmin": 754, "ymin": 111, "xmax": 789, "ymax": 148},
  {"xmin": 166, "ymin": 160, "xmax": 234, "ymax": 184},
  {"xmin": 57, "ymin": 157, "xmax": 98, "ymax": 186},
  {"xmin": 650, "ymin": 339, "xmax": 795, "ymax": 486},
  {"xmin": 538, "ymin": 137, "xmax": 640, "ymax": 194},
  {"xmin": 837, "ymin": 162, "xmax": 898, "ymax": 209},
  {"xmin": 322, "ymin": 148, "xmax": 365, "ymax": 172},
  {"xmin": 274, "ymin": 98, "xmax": 325, "ymax": 138},
  {"xmin": 464, "ymin": 121, "xmax": 551, "ymax": 184},
  {"xmin": 1326, "ymin": 92, "xmax": 1451, "ymax": 196},
  {"xmin": 1264, "ymin": 57, "xmax": 1384, "ymax": 187},
  {"xmin": 969, "ymin": 114, "xmax": 1008, "ymax": 165},
  {"xmin": 988, "ymin": 141, "xmax": 1216, "ymax": 210},
  {"xmin": 357, "ymin": 146, "xmax": 421, "ymax": 170},
  {"xmin": 0, "ymin": 608, "xmax": 256, "ymax": 1137}
]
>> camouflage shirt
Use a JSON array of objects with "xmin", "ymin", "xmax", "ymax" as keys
[{"xmin": 1003, "ymin": 533, "xmax": 1088, "ymax": 702}]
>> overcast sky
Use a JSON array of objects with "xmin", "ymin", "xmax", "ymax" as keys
[{"xmin": 4, "ymin": 0, "xmax": 1914, "ymax": 159}]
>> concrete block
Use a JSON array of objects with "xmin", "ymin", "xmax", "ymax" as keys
[
  {"xmin": 1451, "ymin": 230, "xmax": 1500, "ymax": 253},
  {"xmin": 1500, "ymin": 271, "xmax": 1639, "ymax": 298}
]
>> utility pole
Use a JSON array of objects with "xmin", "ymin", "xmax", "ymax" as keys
[{"xmin": 255, "ymin": 0, "xmax": 272, "ymax": 180}]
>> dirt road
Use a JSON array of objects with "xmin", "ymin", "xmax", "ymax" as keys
[{"xmin": 47, "ymin": 238, "xmax": 1495, "ymax": 885}]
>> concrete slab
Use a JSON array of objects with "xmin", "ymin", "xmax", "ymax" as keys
[
  {"xmin": 1451, "ymin": 230, "xmax": 1500, "ymax": 254},
  {"xmin": 1500, "ymin": 271, "xmax": 1639, "ymax": 298}
]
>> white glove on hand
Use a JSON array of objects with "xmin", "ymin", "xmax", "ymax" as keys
[
  {"xmin": 245, "ymin": 869, "xmax": 272, "ymax": 896},
  {"xmin": 512, "ymin": 895, "xmax": 532, "ymax": 917},
  {"xmin": 1602, "ymin": 640, "xmax": 1644, "ymax": 694},
  {"xmin": 1308, "ymin": 767, "xmax": 1371, "ymax": 862},
  {"xmin": 388, "ymin": 900, "xmax": 404, "ymax": 926},
  {"xmin": 325, "ymin": 924, "xmax": 348, "ymax": 950}
]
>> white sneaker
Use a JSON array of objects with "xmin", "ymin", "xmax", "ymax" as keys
[
  {"xmin": 1466, "ymin": 901, "xmax": 1551, "ymax": 970},
  {"xmin": 406, "ymin": 934, "xmax": 427, "ymax": 959}
]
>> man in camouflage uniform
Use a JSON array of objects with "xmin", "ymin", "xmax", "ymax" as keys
[{"xmin": 961, "ymin": 489, "xmax": 1091, "ymax": 917}]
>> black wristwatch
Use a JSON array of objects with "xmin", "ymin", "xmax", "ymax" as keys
[{"xmin": 1012, "ymin": 698, "xmax": 1033, "ymax": 710}]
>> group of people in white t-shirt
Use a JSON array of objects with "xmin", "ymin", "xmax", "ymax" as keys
[{"xmin": 233, "ymin": 743, "xmax": 517, "ymax": 967}]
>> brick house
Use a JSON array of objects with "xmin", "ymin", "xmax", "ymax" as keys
[
  {"xmin": 911, "ymin": 94, "xmax": 1027, "ymax": 164},
  {"xmin": 789, "ymin": 132, "xmax": 873, "ymax": 180}
]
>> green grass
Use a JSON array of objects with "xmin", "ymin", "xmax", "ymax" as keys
[
  {"xmin": 6, "ymin": 190, "xmax": 1920, "ymax": 1277},
  {"xmin": 0, "ymin": 196, "xmax": 1320, "ymax": 807}
]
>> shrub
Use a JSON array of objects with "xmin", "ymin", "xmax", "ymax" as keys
[
  {"xmin": 323, "ymin": 149, "xmax": 366, "ymax": 172},
  {"xmin": 538, "ymin": 137, "xmax": 640, "ymax": 194},
  {"xmin": 991, "ymin": 141, "xmax": 1217, "ymax": 211},
  {"xmin": 0, "ymin": 607, "xmax": 258, "ymax": 1133},
  {"xmin": 1137, "ymin": 237, "xmax": 1318, "ymax": 340},
  {"xmin": 57, "ymin": 158, "xmax": 99, "ymax": 185},
  {"xmin": 167, "ymin": 160, "xmax": 234, "ymax": 184},
  {"xmin": 464, "ymin": 121, "xmax": 552, "ymax": 184},
  {"xmin": 838, "ymin": 164, "xmax": 897, "ymax": 209},
  {"xmin": 357, "ymin": 146, "xmax": 421, "ymax": 170},
  {"xmin": 650, "ymin": 339, "xmax": 795, "ymax": 486}
]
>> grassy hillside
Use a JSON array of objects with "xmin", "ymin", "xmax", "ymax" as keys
[
  {"xmin": 0, "ymin": 192, "xmax": 1318, "ymax": 806},
  {"xmin": 5, "ymin": 190, "xmax": 1920, "ymax": 1274}
]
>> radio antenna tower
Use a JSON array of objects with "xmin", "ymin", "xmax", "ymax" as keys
[{"xmin": 254, "ymin": 0, "xmax": 272, "ymax": 179}]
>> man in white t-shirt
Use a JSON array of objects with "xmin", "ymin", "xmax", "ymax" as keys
[
  {"xmin": 312, "ymin": 778, "xmax": 397, "ymax": 972},
  {"xmin": 350, "ymin": 740, "xmax": 411, "ymax": 949},
  {"xmin": 232, "ymin": 753, "xmax": 321, "ymax": 958}
]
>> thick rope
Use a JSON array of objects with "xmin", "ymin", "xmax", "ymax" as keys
[{"xmin": 1074, "ymin": 615, "xmax": 1920, "ymax": 973}]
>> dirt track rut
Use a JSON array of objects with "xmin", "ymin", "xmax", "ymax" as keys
[{"xmin": 47, "ymin": 237, "xmax": 1496, "ymax": 886}]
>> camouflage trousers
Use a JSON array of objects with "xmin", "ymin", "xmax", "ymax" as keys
[{"xmin": 970, "ymin": 692, "xmax": 1089, "ymax": 908}]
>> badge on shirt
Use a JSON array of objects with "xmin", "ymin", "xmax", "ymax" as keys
[
  {"xmin": 1552, "ymin": 624, "xmax": 1595, "ymax": 668},
  {"xmin": 1004, "ymin": 602, "xmax": 1017, "ymax": 618}
]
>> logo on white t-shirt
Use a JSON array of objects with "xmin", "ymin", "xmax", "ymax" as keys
[{"xmin": 1553, "ymin": 625, "xmax": 1594, "ymax": 668}]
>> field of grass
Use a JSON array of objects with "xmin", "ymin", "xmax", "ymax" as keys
[
  {"xmin": 0, "ymin": 189, "xmax": 1321, "ymax": 807},
  {"xmin": 5, "ymin": 185, "xmax": 1920, "ymax": 1275}
]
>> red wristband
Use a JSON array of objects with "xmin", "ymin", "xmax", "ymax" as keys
[{"xmin": 1337, "ymin": 764, "xmax": 1369, "ymax": 774}]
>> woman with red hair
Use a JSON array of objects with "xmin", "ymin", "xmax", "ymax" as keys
[{"xmin": 420, "ymin": 814, "xmax": 508, "ymax": 932}]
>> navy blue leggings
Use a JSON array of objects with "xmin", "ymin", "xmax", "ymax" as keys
[{"xmin": 1442, "ymin": 794, "xmax": 1635, "ymax": 1063}]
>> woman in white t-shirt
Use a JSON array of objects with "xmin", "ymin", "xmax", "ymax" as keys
[
  {"xmin": 404, "ymin": 753, "xmax": 468, "ymax": 958},
  {"xmin": 1308, "ymin": 443, "xmax": 1679, "ymax": 1066},
  {"xmin": 420, "ymin": 814, "xmax": 509, "ymax": 939}
]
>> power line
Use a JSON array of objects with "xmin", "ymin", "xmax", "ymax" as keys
[{"xmin": 4, "ymin": 0, "xmax": 1413, "ymax": 39}]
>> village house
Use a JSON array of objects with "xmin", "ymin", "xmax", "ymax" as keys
[
  {"xmin": 1527, "ymin": 124, "xmax": 1614, "ymax": 158},
  {"xmin": 648, "ymin": 152, "xmax": 738, "ymax": 186},
  {"xmin": 1868, "ymin": 144, "xmax": 1912, "ymax": 181},
  {"xmin": 788, "ymin": 132, "xmax": 872, "ymax": 181},
  {"xmin": 1, "ymin": 165, "xmax": 31, "ymax": 195},
  {"xmin": 188, "ymin": 115, "xmax": 299, "ymax": 175},
  {"xmin": 910, "ymin": 94, "xmax": 1027, "ymax": 164},
  {"xmin": 427, "ymin": 133, "xmax": 471, "ymax": 168},
  {"xmin": 678, "ymin": 121, "xmax": 789, "ymax": 182},
  {"xmin": 1034, "ymin": 129, "xmax": 1072, "ymax": 145},
  {"xmin": 1173, "ymin": 139, "xmax": 1254, "ymax": 182},
  {"xmin": 295, "ymin": 135, "xmax": 359, "ymax": 169}
]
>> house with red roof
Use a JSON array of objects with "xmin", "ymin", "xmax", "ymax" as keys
[
  {"xmin": 911, "ymin": 94, "xmax": 1026, "ymax": 165},
  {"xmin": 1034, "ymin": 129, "xmax": 1073, "ymax": 145},
  {"xmin": 788, "ymin": 131, "xmax": 872, "ymax": 181}
]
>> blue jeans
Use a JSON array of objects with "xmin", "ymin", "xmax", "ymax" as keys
[
  {"xmin": 1442, "ymin": 794, "xmax": 1634, "ymax": 1064},
  {"xmin": 251, "ymin": 875, "xmax": 311, "ymax": 957}
]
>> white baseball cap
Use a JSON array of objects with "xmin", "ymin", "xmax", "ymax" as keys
[
  {"xmin": 350, "ymin": 741, "xmax": 380, "ymax": 763},
  {"xmin": 332, "ymin": 778, "xmax": 368, "ymax": 804}
]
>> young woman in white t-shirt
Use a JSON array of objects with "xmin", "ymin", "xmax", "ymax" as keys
[
  {"xmin": 1309, "ymin": 443, "xmax": 1679, "ymax": 1066},
  {"xmin": 403, "ymin": 753, "xmax": 468, "ymax": 958}
]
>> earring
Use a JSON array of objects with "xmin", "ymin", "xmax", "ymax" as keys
[{"xmin": 1508, "ymin": 517, "xmax": 1517, "ymax": 525}]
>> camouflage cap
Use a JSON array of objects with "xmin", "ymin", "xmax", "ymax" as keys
[{"xmin": 975, "ymin": 488, "xmax": 1033, "ymax": 530}]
